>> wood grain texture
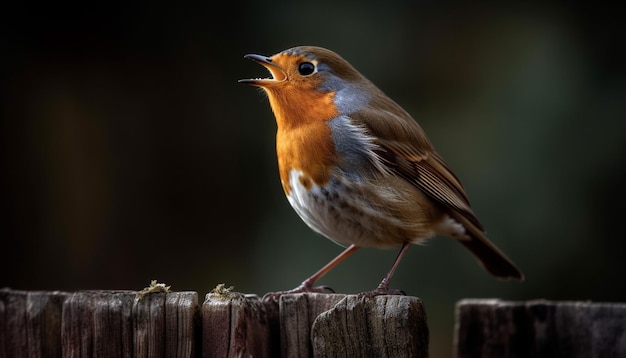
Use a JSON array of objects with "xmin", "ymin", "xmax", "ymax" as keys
[
  {"xmin": 278, "ymin": 293, "xmax": 346, "ymax": 358},
  {"xmin": 311, "ymin": 295, "xmax": 428, "ymax": 358},
  {"xmin": 166, "ymin": 292, "xmax": 199, "ymax": 357},
  {"xmin": 0, "ymin": 289, "xmax": 70, "ymax": 358},
  {"xmin": 133, "ymin": 292, "xmax": 166, "ymax": 357},
  {"xmin": 1, "ymin": 289, "xmax": 428, "ymax": 357},
  {"xmin": 59, "ymin": 290, "xmax": 197, "ymax": 358},
  {"xmin": 455, "ymin": 299, "xmax": 626, "ymax": 358},
  {"xmin": 202, "ymin": 293, "xmax": 272, "ymax": 358}
]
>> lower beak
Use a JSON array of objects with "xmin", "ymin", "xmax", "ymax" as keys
[{"xmin": 239, "ymin": 54, "xmax": 287, "ymax": 86}]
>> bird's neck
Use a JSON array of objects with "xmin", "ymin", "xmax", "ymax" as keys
[
  {"xmin": 268, "ymin": 88, "xmax": 340, "ymax": 196},
  {"xmin": 267, "ymin": 88, "xmax": 338, "ymax": 131}
]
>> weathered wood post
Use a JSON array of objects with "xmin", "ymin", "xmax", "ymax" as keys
[
  {"xmin": 1, "ymin": 287, "xmax": 429, "ymax": 357},
  {"xmin": 201, "ymin": 291, "xmax": 429, "ymax": 358},
  {"xmin": 312, "ymin": 295, "xmax": 429, "ymax": 358},
  {"xmin": 61, "ymin": 290, "xmax": 199, "ymax": 357},
  {"xmin": 202, "ymin": 290, "xmax": 274, "ymax": 358},
  {"xmin": 0, "ymin": 289, "xmax": 70, "ymax": 358},
  {"xmin": 455, "ymin": 299, "xmax": 626, "ymax": 358}
]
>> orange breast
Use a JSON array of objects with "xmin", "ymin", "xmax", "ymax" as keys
[{"xmin": 269, "ymin": 87, "xmax": 340, "ymax": 195}]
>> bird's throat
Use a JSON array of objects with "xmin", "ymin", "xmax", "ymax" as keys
[{"xmin": 267, "ymin": 88, "xmax": 338, "ymax": 131}]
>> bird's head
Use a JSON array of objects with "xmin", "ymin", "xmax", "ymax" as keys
[
  {"xmin": 240, "ymin": 46, "xmax": 373, "ymax": 124},
  {"xmin": 239, "ymin": 46, "xmax": 365, "ymax": 90}
]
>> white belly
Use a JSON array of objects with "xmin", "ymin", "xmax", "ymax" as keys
[{"xmin": 284, "ymin": 169, "xmax": 442, "ymax": 248}]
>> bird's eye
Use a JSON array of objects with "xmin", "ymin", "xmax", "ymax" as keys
[{"xmin": 298, "ymin": 62, "xmax": 316, "ymax": 76}]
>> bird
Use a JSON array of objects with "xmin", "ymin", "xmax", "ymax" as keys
[{"xmin": 239, "ymin": 46, "xmax": 523, "ymax": 297}]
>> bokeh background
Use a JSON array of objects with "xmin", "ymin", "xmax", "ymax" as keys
[{"xmin": 2, "ymin": 1, "xmax": 624, "ymax": 356}]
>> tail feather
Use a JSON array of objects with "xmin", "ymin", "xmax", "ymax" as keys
[
  {"xmin": 451, "ymin": 212, "xmax": 524, "ymax": 280},
  {"xmin": 458, "ymin": 235, "xmax": 524, "ymax": 280}
]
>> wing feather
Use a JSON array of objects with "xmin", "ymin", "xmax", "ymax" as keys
[
  {"xmin": 351, "ymin": 99, "xmax": 483, "ymax": 230},
  {"xmin": 349, "ymin": 94, "xmax": 523, "ymax": 280}
]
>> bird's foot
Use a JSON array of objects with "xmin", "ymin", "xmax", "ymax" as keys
[
  {"xmin": 358, "ymin": 282, "xmax": 405, "ymax": 299},
  {"xmin": 262, "ymin": 282, "xmax": 335, "ymax": 302}
]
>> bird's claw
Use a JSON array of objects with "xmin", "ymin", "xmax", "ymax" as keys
[
  {"xmin": 357, "ymin": 286, "xmax": 406, "ymax": 299},
  {"xmin": 262, "ymin": 284, "xmax": 335, "ymax": 302}
]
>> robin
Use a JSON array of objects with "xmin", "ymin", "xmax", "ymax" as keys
[{"xmin": 240, "ymin": 46, "xmax": 523, "ymax": 296}]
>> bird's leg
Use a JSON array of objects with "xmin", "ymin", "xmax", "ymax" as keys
[
  {"xmin": 263, "ymin": 244, "xmax": 360, "ymax": 301},
  {"xmin": 361, "ymin": 242, "xmax": 410, "ymax": 297}
]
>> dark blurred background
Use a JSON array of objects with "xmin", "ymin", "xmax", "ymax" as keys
[{"xmin": 2, "ymin": 1, "xmax": 625, "ymax": 356}]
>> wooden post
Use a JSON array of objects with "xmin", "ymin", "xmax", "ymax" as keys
[
  {"xmin": 201, "ymin": 292, "xmax": 427, "ymax": 358},
  {"xmin": 311, "ymin": 295, "xmax": 428, "ymax": 358},
  {"xmin": 60, "ymin": 290, "xmax": 198, "ymax": 358},
  {"xmin": 1, "ymin": 288, "xmax": 427, "ymax": 357},
  {"xmin": 202, "ymin": 292, "xmax": 273, "ymax": 358},
  {"xmin": 277, "ymin": 293, "xmax": 346, "ymax": 357},
  {"xmin": 455, "ymin": 299, "xmax": 626, "ymax": 358},
  {"xmin": 0, "ymin": 289, "xmax": 70, "ymax": 358}
]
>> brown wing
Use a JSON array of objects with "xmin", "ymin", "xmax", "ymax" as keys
[
  {"xmin": 375, "ymin": 139, "xmax": 484, "ymax": 231},
  {"xmin": 352, "ymin": 96, "xmax": 524, "ymax": 280},
  {"xmin": 351, "ymin": 95, "xmax": 481, "ymax": 228}
]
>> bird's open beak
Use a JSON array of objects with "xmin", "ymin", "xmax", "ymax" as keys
[{"xmin": 239, "ymin": 54, "xmax": 287, "ymax": 86}]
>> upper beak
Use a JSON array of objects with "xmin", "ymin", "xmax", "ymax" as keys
[{"xmin": 239, "ymin": 54, "xmax": 287, "ymax": 86}]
